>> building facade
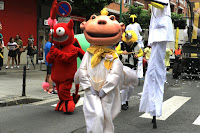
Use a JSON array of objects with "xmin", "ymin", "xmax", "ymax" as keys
[
  {"xmin": 106, "ymin": 0, "xmax": 188, "ymax": 16},
  {"xmin": 0, "ymin": 0, "xmax": 86, "ymax": 65}
]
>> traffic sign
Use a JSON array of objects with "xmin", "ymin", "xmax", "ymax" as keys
[{"xmin": 57, "ymin": 1, "xmax": 72, "ymax": 17}]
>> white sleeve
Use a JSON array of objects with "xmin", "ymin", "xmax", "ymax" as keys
[
  {"xmin": 78, "ymin": 52, "xmax": 92, "ymax": 90},
  {"xmin": 125, "ymin": 25, "xmax": 130, "ymax": 31},
  {"xmin": 101, "ymin": 59, "xmax": 123, "ymax": 94}
]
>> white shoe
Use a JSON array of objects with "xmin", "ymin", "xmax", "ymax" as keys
[
  {"xmin": 17, "ymin": 66, "xmax": 20, "ymax": 68},
  {"xmin": 5, "ymin": 66, "xmax": 9, "ymax": 69},
  {"xmin": 11, "ymin": 66, "xmax": 13, "ymax": 69}
]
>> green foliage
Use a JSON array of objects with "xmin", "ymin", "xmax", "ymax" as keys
[
  {"xmin": 171, "ymin": 12, "xmax": 185, "ymax": 22},
  {"xmin": 122, "ymin": 5, "xmax": 151, "ymax": 29},
  {"xmin": 71, "ymin": 0, "xmax": 114, "ymax": 19}
]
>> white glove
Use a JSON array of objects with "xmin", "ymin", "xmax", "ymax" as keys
[
  {"xmin": 89, "ymin": 86, "xmax": 98, "ymax": 95},
  {"xmin": 99, "ymin": 89, "xmax": 106, "ymax": 98}
]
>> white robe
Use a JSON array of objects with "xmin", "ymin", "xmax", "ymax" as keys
[
  {"xmin": 148, "ymin": 1, "xmax": 174, "ymax": 44},
  {"xmin": 76, "ymin": 51, "xmax": 123, "ymax": 133},
  {"xmin": 120, "ymin": 66, "xmax": 138, "ymax": 105},
  {"xmin": 139, "ymin": 42, "xmax": 166, "ymax": 117},
  {"xmin": 139, "ymin": 0, "xmax": 174, "ymax": 117}
]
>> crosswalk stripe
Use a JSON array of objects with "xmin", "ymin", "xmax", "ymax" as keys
[
  {"xmin": 140, "ymin": 96, "xmax": 191, "ymax": 120},
  {"xmin": 51, "ymin": 97, "xmax": 84, "ymax": 107},
  {"xmin": 193, "ymin": 115, "xmax": 200, "ymax": 126}
]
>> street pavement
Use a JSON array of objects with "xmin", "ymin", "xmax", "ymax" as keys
[{"xmin": 1, "ymin": 65, "xmax": 200, "ymax": 133}]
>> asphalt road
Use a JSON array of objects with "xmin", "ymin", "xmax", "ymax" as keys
[{"xmin": 1, "ymin": 73, "xmax": 200, "ymax": 133}]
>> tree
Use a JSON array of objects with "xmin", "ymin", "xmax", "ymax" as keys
[
  {"xmin": 122, "ymin": 5, "xmax": 151, "ymax": 29},
  {"xmin": 70, "ymin": 0, "xmax": 115, "ymax": 19}
]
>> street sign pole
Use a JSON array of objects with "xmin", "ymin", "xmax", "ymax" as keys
[{"xmin": 120, "ymin": 0, "xmax": 122, "ymax": 22}]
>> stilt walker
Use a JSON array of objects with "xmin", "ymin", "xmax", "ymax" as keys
[{"xmin": 139, "ymin": 0, "xmax": 174, "ymax": 129}]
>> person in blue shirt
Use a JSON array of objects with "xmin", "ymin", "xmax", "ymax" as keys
[{"xmin": 44, "ymin": 36, "xmax": 56, "ymax": 94}]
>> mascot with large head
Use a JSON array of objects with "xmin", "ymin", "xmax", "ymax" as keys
[
  {"xmin": 46, "ymin": 0, "xmax": 85, "ymax": 113},
  {"xmin": 74, "ymin": 8, "xmax": 131, "ymax": 133}
]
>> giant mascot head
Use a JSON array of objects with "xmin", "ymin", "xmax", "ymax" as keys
[{"xmin": 80, "ymin": 8, "xmax": 125, "ymax": 46}]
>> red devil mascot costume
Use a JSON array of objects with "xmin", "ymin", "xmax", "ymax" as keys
[{"xmin": 46, "ymin": 0, "xmax": 85, "ymax": 113}]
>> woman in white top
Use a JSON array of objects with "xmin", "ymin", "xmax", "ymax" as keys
[{"xmin": 6, "ymin": 37, "xmax": 19, "ymax": 69}]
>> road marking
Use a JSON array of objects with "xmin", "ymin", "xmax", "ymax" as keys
[
  {"xmin": 32, "ymin": 98, "xmax": 59, "ymax": 105},
  {"xmin": 51, "ymin": 97, "xmax": 84, "ymax": 107},
  {"xmin": 140, "ymin": 96, "xmax": 191, "ymax": 120},
  {"xmin": 193, "ymin": 115, "xmax": 200, "ymax": 126}
]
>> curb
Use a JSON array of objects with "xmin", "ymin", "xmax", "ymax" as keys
[{"xmin": 0, "ymin": 96, "xmax": 43, "ymax": 107}]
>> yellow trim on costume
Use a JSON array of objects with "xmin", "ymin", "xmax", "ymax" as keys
[
  {"xmin": 115, "ymin": 44, "xmax": 123, "ymax": 55},
  {"xmin": 101, "ymin": 8, "xmax": 108, "ymax": 16},
  {"xmin": 151, "ymin": 2, "xmax": 164, "ymax": 9},
  {"xmin": 130, "ymin": 14, "xmax": 137, "ymax": 23},
  {"xmin": 137, "ymin": 48, "xmax": 143, "ymax": 57},
  {"xmin": 191, "ymin": 53, "xmax": 198, "ymax": 58},
  {"xmin": 87, "ymin": 46, "xmax": 118, "ymax": 70},
  {"xmin": 148, "ymin": 4, "xmax": 152, "ymax": 9},
  {"xmin": 0, "ymin": 53, "xmax": 3, "ymax": 58},
  {"xmin": 175, "ymin": 27, "xmax": 179, "ymax": 50}
]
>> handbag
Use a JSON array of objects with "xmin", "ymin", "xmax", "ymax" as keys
[{"xmin": 32, "ymin": 49, "xmax": 38, "ymax": 55}]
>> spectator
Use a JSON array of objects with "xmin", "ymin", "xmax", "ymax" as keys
[
  {"xmin": 44, "ymin": 36, "xmax": 56, "ymax": 94},
  {"xmin": 174, "ymin": 45, "xmax": 182, "ymax": 63},
  {"xmin": 165, "ymin": 48, "xmax": 173, "ymax": 71},
  {"xmin": 165, "ymin": 48, "xmax": 173, "ymax": 83},
  {"xmin": 28, "ymin": 34, "xmax": 34, "ymax": 44},
  {"xmin": 0, "ymin": 40, "xmax": 3, "ymax": 70},
  {"xmin": 144, "ymin": 46, "xmax": 151, "ymax": 64},
  {"xmin": 6, "ymin": 37, "xmax": 19, "ymax": 69},
  {"xmin": 0, "ymin": 22, "xmax": 4, "ymax": 70},
  {"xmin": 15, "ymin": 35, "xmax": 23, "ymax": 68},
  {"xmin": 25, "ymin": 40, "xmax": 35, "ymax": 70}
]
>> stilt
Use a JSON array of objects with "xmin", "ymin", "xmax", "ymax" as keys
[
  {"xmin": 126, "ymin": 101, "xmax": 129, "ymax": 108},
  {"xmin": 152, "ymin": 116, "xmax": 157, "ymax": 129}
]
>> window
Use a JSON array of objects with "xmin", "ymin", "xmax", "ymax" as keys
[
  {"xmin": 170, "ymin": 5, "xmax": 175, "ymax": 12},
  {"xmin": 116, "ymin": 0, "xmax": 120, "ymax": 4},
  {"xmin": 178, "ymin": 8, "xmax": 182, "ymax": 14},
  {"xmin": 124, "ymin": 0, "xmax": 131, "ymax": 5}
]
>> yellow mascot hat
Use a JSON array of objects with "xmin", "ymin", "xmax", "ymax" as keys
[
  {"xmin": 130, "ymin": 14, "xmax": 137, "ymax": 23},
  {"xmin": 122, "ymin": 30, "xmax": 138, "ymax": 43}
]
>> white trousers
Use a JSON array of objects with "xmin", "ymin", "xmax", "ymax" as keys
[
  {"xmin": 27, "ymin": 55, "xmax": 34, "ymax": 68},
  {"xmin": 139, "ymin": 42, "xmax": 166, "ymax": 117},
  {"xmin": 83, "ymin": 89, "xmax": 116, "ymax": 133},
  {"xmin": 121, "ymin": 85, "xmax": 134, "ymax": 105}
]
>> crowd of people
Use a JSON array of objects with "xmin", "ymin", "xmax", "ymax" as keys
[{"xmin": 0, "ymin": 22, "xmax": 36, "ymax": 70}]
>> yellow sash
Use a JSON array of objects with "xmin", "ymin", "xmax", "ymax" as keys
[{"xmin": 87, "ymin": 46, "xmax": 118, "ymax": 70}]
